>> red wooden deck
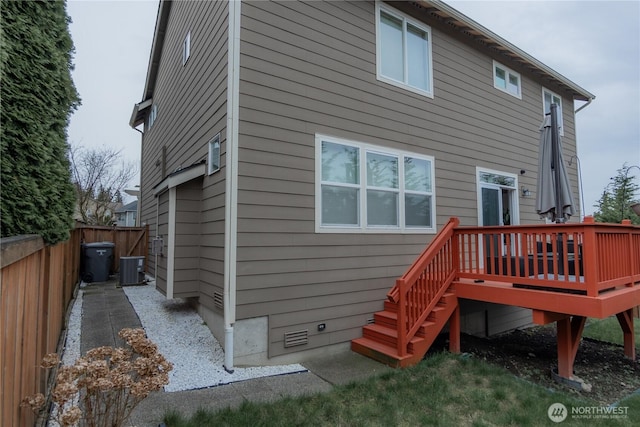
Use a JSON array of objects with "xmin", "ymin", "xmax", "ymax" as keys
[{"xmin": 352, "ymin": 216, "xmax": 640, "ymax": 381}]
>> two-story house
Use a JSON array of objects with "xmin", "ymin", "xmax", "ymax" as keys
[{"xmin": 130, "ymin": 0, "xmax": 594, "ymax": 370}]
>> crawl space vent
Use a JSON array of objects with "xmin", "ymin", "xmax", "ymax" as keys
[
  {"xmin": 284, "ymin": 330, "xmax": 308, "ymax": 348},
  {"xmin": 213, "ymin": 291, "xmax": 223, "ymax": 310}
]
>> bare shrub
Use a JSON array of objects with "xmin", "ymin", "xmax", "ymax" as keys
[{"xmin": 22, "ymin": 328, "xmax": 173, "ymax": 427}]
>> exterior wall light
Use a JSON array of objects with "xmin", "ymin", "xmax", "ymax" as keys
[{"xmin": 521, "ymin": 186, "xmax": 531, "ymax": 198}]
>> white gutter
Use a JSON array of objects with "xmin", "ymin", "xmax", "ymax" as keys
[{"xmin": 223, "ymin": 0, "xmax": 241, "ymax": 373}]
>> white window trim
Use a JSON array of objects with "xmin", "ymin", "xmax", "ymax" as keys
[
  {"xmin": 315, "ymin": 134, "xmax": 436, "ymax": 234},
  {"xmin": 183, "ymin": 31, "xmax": 191, "ymax": 65},
  {"xmin": 492, "ymin": 60, "xmax": 522, "ymax": 99},
  {"xmin": 207, "ymin": 133, "xmax": 221, "ymax": 175},
  {"xmin": 375, "ymin": 2, "xmax": 434, "ymax": 99},
  {"xmin": 542, "ymin": 87, "xmax": 564, "ymax": 136}
]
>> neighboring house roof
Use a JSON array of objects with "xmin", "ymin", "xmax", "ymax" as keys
[
  {"xmin": 129, "ymin": 0, "xmax": 594, "ymax": 129},
  {"xmin": 116, "ymin": 200, "xmax": 138, "ymax": 213}
]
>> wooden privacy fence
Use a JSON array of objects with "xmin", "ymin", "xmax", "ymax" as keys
[
  {"xmin": 0, "ymin": 224, "xmax": 148, "ymax": 426},
  {"xmin": 79, "ymin": 224, "xmax": 149, "ymax": 274},
  {"xmin": 0, "ymin": 230, "xmax": 81, "ymax": 427}
]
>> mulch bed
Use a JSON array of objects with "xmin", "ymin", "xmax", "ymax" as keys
[{"xmin": 429, "ymin": 326, "xmax": 640, "ymax": 405}]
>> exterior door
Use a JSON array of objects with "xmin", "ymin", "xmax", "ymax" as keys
[{"xmin": 477, "ymin": 168, "xmax": 519, "ymax": 260}]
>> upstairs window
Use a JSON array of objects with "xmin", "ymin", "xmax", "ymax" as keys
[
  {"xmin": 493, "ymin": 61, "xmax": 521, "ymax": 99},
  {"xmin": 543, "ymin": 88, "xmax": 564, "ymax": 135},
  {"xmin": 208, "ymin": 134, "xmax": 220, "ymax": 174},
  {"xmin": 147, "ymin": 104, "xmax": 158, "ymax": 129},
  {"xmin": 376, "ymin": 3, "xmax": 433, "ymax": 97},
  {"xmin": 316, "ymin": 135, "xmax": 435, "ymax": 233},
  {"xmin": 182, "ymin": 31, "xmax": 191, "ymax": 65}
]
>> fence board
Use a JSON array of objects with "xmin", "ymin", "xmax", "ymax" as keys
[
  {"xmin": 79, "ymin": 225, "xmax": 149, "ymax": 274},
  {"xmin": 0, "ymin": 225, "xmax": 149, "ymax": 427},
  {"xmin": 0, "ymin": 229, "xmax": 81, "ymax": 427}
]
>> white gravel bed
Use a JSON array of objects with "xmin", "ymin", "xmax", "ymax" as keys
[
  {"xmin": 61, "ymin": 289, "xmax": 83, "ymax": 367},
  {"xmin": 122, "ymin": 282, "xmax": 306, "ymax": 392}
]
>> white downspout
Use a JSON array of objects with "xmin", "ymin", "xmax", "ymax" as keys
[
  {"xmin": 166, "ymin": 187, "xmax": 176, "ymax": 299},
  {"xmin": 223, "ymin": 0, "xmax": 241, "ymax": 373},
  {"xmin": 573, "ymin": 97, "xmax": 594, "ymax": 221}
]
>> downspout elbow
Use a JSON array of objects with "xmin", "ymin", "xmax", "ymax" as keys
[{"xmin": 574, "ymin": 97, "xmax": 594, "ymax": 114}]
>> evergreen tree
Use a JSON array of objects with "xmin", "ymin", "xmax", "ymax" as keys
[
  {"xmin": 1, "ymin": 0, "xmax": 80, "ymax": 244},
  {"xmin": 593, "ymin": 164, "xmax": 640, "ymax": 225}
]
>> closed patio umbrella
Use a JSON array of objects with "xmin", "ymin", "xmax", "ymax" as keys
[{"xmin": 536, "ymin": 104, "xmax": 575, "ymax": 222}]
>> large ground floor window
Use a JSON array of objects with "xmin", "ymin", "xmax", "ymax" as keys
[{"xmin": 315, "ymin": 134, "xmax": 436, "ymax": 233}]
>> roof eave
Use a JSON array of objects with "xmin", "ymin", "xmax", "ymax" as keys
[
  {"xmin": 416, "ymin": 0, "xmax": 595, "ymax": 102},
  {"xmin": 129, "ymin": 98, "xmax": 153, "ymax": 128}
]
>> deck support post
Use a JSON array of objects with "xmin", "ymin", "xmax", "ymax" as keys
[
  {"xmin": 556, "ymin": 315, "xmax": 586, "ymax": 379},
  {"xmin": 449, "ymin": 304, "xmax": 460, "ymax": 353},
  {"xmin": 616, "ymin": 309, "xmax": 636, "ymax": 361}
]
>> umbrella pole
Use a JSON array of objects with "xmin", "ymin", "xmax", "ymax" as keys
[{"xmin": 550, "ymin": 103, "xmax": 563, "ymax": 223}]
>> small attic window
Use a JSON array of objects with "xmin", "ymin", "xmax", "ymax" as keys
[
  {"xmin": 208, "ymin": 134, "xmax": 220, "ymax": 174},
  {"xmin": 147, "ymin": 104, "xmax": 158, "ymax": 129},
  {"xmin": 182, "ymin": 31, "xmax": 191, "ymax": 65}
]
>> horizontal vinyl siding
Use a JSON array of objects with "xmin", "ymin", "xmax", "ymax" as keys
[
  {"xmin": 155, "ymin": 191, "xmax": 169, "ymax": 295},
  {"xmin": 138, "ymin": 0, "xmax": 229, "ymax": 302},
  {"xmin": 173, "ymin": 179, "xmax": 202, "ymax": 298},
  {"xmin": 236, "ymin": 0, "xmax": 579, "ymax": 358}
]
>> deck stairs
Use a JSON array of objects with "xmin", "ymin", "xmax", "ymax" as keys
[
  {"xmin": 352, "ymin": 288, "xmax": 458, "ymax": 367},
  {"xmin": 352, "ymin": 216, "xmax": 639, "ymax": 378}
]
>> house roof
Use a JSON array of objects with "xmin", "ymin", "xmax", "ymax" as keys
[
  {"xmin": 129, "ymin": 0, "xmax": 171, "ymax": 128},
  {"xmin": 116, "ymin": 200, "xmax": 138, "ymax": 213},
  {"xmin": 130, "ymin": 0, "xmax": 594, "ymax": 127},
  {"xmin": 415, "ymin": 1, "xmax": 594, "ymax": 102}
]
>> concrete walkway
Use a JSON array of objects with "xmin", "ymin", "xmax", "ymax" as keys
[{"xmin": 79, "ymin": 280, "xmax": 391, "ymax": 427}]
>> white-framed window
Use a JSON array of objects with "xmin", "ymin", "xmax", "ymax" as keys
[
  {"xmin": 375, "ymin": 2, "xmax": 434, "ymax": 98},
  {"xmin": 147, "ymin": 104, "xmax": 158, "ymax": 129},
  {"xmin": 493, "ymin": 61, "xmax": 521, "ymax": 99},
  {"xmin": 182, "ymin": 31, "xmax": 191, "ymax": 65},
  {"xmin": 315, "ymin": 134, "xmax": 436, "ymax": 233},
  {"xmin": 542, "ymin": 87, "xmax": 563, "ymax": 135},
  {"xmin": 207, "ymin": 133, "xmax": 220, "ymax": 174}
]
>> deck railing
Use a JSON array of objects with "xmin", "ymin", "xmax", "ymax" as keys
[
  {"xmin": 385, "ymin": 216, "xmax": 640, "ymax": 357},
  {"xmin": 387, "ymin": 217, "xmax": 460, "ymax": 357},
  {"xmin": 454, "ymin": 217, "xmax": 640, "ymax": 297}
]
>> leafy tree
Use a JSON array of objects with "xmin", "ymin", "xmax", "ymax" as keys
[
  {"xmin": 0, "ymin": 0, "xmax": 80, "ymax": 243},
  {"xmin": 70, "ymin": 146, "xmax": 137, "ymax": 226},
  {"xmin": 593, "ymin": 164, "xmax": 640, "ymax": 225}
]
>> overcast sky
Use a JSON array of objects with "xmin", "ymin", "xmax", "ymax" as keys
[{"xmin": 66, "ymin": 0, "xmax": 640, "ymax": 217}]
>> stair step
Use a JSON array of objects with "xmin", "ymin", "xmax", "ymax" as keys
[
  {"xmin": 374, "ymin": 311, "xmax": 397, "ymax": 328},
  {"xmin": 415, "ymin": 320, "xmax": 436, "ymax": 337},
  {"xmin": 384, "ymin": 300, "xmax": 398, "ymax": 313},
  {"xmin": 362, "ymin": 323, "xmax": 398, "ymax": 347},
  {"xmin": 351, "ymin": 337, "xmax": 411, "ymax": 368},
  {"xmin": 427, "ymin": 306, "xmax": 446, "ymax": 321}
]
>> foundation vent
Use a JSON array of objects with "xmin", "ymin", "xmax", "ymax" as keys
[
  {"xmin": 213, "ymin": 291, "xmax": 224, "ymax": 310},
  {"xmin": 284, "ymin": 329, "xmax": 308, "ymax": 348}
]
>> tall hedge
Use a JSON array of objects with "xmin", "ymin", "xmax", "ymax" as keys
[{"xmin": 1, "ymin": 0, "xmax": 80, "ymax": 244}]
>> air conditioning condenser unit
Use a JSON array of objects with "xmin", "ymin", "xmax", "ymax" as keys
[{"xmin": 119, "ymin": 256, "xmax": 145, "ymax": 286}]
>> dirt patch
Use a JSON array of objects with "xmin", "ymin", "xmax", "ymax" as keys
[{"xmin": 431, "ymin": 326, "xmax": 640, "ymax": 405}]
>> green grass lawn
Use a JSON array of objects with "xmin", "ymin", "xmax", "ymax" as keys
[
  {"xmin": 163, "ymin": 352, "xmax": 640, "ymax": 426},
  {"xmin": 583, "ymin": 316, "xmax": 640, "ymax": 348}
]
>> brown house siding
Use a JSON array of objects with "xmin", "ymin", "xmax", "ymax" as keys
[
  {"xmin": 173, "ymin": 178, "xmax": 203, "ymax": 298},
  {"xmin": 235, "ymin": 0, "xmax": 576, "ymax": 357},
  {"xmin": 139, "ymin": 0, "xmax": 229, "ymax": 305}
]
